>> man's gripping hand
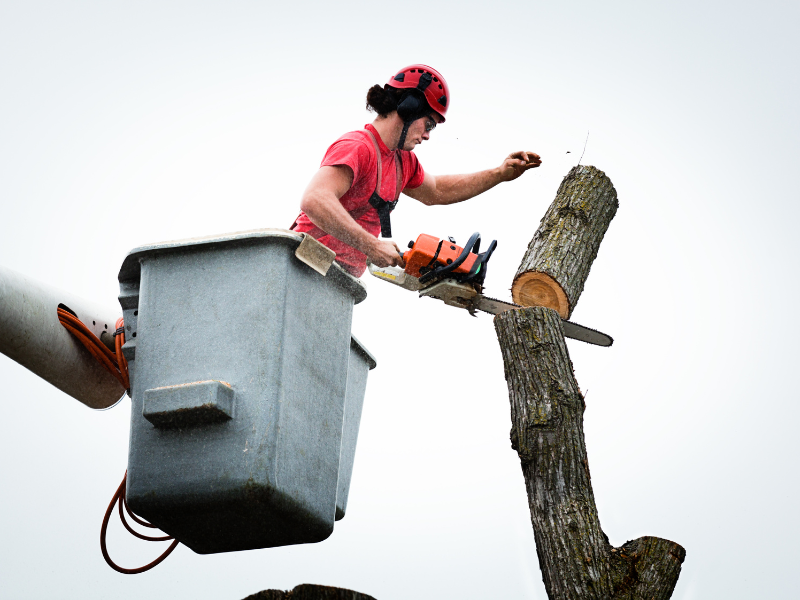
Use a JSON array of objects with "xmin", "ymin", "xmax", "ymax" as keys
[
  {"xmin": 498, "ymin": 151, "xmax": 542, "ymax": 182},
  {"xmin": 367, "ymin": 239, "xmax": 406, "ymax": 269}
]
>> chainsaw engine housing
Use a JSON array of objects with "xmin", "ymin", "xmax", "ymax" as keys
[{"xmin": 403, "ymin": 232, "xmax": 496, "ymax": 286}]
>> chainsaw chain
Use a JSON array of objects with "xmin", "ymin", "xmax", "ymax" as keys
[{"xmin": 472, "ymin": 295, "xmax": 520, "ymax": 314}]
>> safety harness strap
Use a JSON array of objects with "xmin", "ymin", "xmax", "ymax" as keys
[{"xmin": 363, "ymin": 129, "xmax": 402, "ymax": 238}]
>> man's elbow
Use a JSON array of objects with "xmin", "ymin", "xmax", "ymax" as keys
[
  {"xmin": 408, "ymin": 189, "xmax": 439, "ymax": 206},
  {"xmin": 423, "ymin": 192, "xmax": 449, "ymax": 206},
  {"xmin": 299, "ymin": 192, "xmax": 319, "ymax": 217}
]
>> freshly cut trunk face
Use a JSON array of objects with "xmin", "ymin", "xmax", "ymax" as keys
[
  {"xmin": 511, "ymin": 271, "xmax": 569, "ymax": 318},
  {"xmin": 512, "ymin": 165, "xmax": 618, "ymax": 320}
]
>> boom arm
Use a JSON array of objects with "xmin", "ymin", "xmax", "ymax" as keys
[{"xmin": 0, "ymin": 264, "xmax": 125, "ymax": 409}]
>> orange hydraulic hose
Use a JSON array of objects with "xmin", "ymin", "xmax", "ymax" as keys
[
  {"xmin": 57, "ymin": 307, "xmax": 178, "ymax": 574},
  {"xmin": 113, "ymin": 318, "xmax": 130, "ymax": 390},
  {"xmin": 56, "ymin": 307, "xmax": 129, "ymax": 390}
]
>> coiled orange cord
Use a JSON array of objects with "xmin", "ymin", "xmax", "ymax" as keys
[
  {"xmin": 100, "ymin": 472, "xmax": 179, "ymax": 574},
  {"xmin": 56, "ymin": 305, "xmax": 179, "ymax": 574}
]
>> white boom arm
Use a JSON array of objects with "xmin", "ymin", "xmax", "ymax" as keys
[{"xmin": 0, "ymin": 264, "xmax": 125, "ymax": 409}]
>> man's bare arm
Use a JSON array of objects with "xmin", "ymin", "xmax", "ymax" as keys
[
  {"xmin": 300, "ymin": 166, "xmax": 405, "ymax": 268},
  {"xmin": 403, "ymin": 151, "xmax": 541, "ymax": 206}
]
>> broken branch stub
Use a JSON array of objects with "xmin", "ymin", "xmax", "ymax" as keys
[
  {"xmin": 242, "ymin": 584, "xmax": 377, "ymax": 600},
  {"xmin": 494, "ymin": 307, "xmax": 685, "ymax": 599},
  {"xmin": 512, "ymin": 166, "xmax": 618, "ymax": 319}
]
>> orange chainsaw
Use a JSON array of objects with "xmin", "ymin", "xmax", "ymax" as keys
[{"xmin": 368, "ymin": 232, "xmax": 613, "ymax": 347}]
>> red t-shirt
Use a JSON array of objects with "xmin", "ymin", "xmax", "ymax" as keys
[{"xmin": 293, "ymin": 123, "xmax": 425, "ymax": 277}]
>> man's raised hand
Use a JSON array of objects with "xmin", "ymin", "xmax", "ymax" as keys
[{"xmin": 498, "ymin": 151, "xmax": 542, "ymax": 181}]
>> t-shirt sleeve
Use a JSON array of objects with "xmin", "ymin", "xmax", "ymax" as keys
[
  {"xmin": 320, "ymin": 137, "xmax": 372, "ymax": 184},
  {"xmin": 404, "ymin": 151, "xmax": 425, "ymax": 189}
]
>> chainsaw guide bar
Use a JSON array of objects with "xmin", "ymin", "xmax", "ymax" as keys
[{"xmin": 367, "ymin": 232, "xmax": 613, "ymax": 347}]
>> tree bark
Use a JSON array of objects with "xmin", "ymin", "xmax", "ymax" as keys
[
  {"xmin": 511, "ymin": 166, "xmax": 618, "ymax": 319},
  {"xmin": 494, "ymin": 307, "xmax": 685, "ymax": 599},
  {"xmin": 243, "ymin": 583, "xmax": 376, "ymax": 600}
]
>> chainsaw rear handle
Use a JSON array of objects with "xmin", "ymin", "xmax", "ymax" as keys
[{"xmin": 419, "ymin": 232, "xmax": 481, "ymax": 284}]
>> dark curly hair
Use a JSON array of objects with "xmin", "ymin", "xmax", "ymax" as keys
[{"xmin": 366, "ymin": 84, "xmax": 400, "ymax": 117}]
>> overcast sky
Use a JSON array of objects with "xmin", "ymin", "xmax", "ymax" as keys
[{"xmin": 1, "ymin": 1, "xmax": 798, "ymax": 599}]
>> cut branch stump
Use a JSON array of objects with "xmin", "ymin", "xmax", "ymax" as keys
[{"xmin": 512, "ymin": 165, "xmax": 618, "ymax": 318}]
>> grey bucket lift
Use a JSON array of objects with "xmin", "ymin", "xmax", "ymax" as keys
[{"xmin": 118, "ymin": 229, "xmax": 376, "ymax": 554}]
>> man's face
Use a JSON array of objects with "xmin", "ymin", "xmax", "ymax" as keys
[{"xmin": 402, "ymin": 113, "xmax": 442, "ymax": 151}]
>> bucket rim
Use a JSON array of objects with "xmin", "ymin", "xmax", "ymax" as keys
[{"xmin": 118, "ymin": 228, "xmax": 367, "ymax": 304}]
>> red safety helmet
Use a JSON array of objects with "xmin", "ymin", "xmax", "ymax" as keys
[{"xmin": 386, "ymin": 64, "xmax": 450, "ymax": 122}]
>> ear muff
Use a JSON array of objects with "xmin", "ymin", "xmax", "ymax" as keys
[
  {"xmin": 395, "ymin": 89, "xmax": 431, "ymax": 151},
  {"xmin": 396, "ymin": 90, "xmax": 426, "ymax": 121}
]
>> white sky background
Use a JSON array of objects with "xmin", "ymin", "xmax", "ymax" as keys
[{"xmin": 1, "ymin": 1, "xmax": 798, "ymax": 598}]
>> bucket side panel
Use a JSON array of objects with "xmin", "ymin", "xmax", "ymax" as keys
[
  {"xmin": 335, "ymin": 347, "xmax": 371, "ymax": 520},
  {"xmin": 126, "ymin": 241, "xmax": 330, "ymax": 551},
  {"xmin": 274, "ymin": 257, "xmax": 355, "ymax": 534}
]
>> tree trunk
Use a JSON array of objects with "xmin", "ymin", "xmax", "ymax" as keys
[
  {"xmin": 494, "ymin": 307, "xmax": 684, "ymax": 600},
  {"xmin": 511, "ymin": 166, "xmax": 618, "ymax": 319},
  {"xmin": 243, "ymin": 583, "xmax": 376, "ymax": 600},
  {"xmin": 499, "ymin": 164, "xmax": 683, "ymax": 598}
]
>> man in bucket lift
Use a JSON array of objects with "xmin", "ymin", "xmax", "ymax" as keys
[{"xmin": 292, "ymin": 64, "xmax": 541, "ymax": 277}]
